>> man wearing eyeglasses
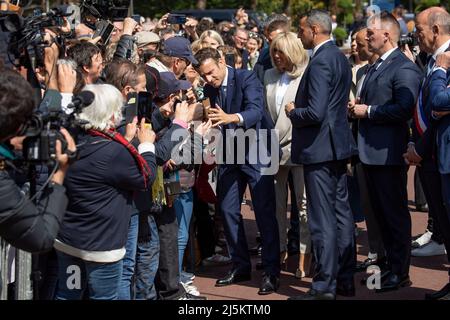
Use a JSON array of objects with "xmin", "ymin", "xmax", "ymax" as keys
[{"xmin": 232, "ymin": 28, "xmax": 249, "ymax": 69}]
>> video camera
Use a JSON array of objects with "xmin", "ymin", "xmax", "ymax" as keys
[
  {"xmin": 18, "ymin": 91, "xmax": 95, "ymax": 167},
  {"xmin": 398, "ymin": 32, "xmax": 419, "ymax": 48},
  {"xmin": 3, "ymin": 7, "xmax": 71, "ymax": 70}
]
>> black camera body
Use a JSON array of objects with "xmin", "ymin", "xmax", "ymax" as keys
[
  {"xmin": 398, "ymin": 32, "xmax": 419, "ymax": 48},
  {"xmin": 19, "ymin": 91, "xmax": 94, "ymax": 166},
  {"xmin": 5, "ymin": 8, "xmax": 68, "ymax": 70},
  {"xmin": 80, "ymin": 0, "xmax": 130, "ymax": 22}
]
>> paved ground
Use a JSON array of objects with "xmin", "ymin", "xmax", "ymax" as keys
[{"xmin": 190, "ymin": 167, "xmax": 449, "ymax": 300}]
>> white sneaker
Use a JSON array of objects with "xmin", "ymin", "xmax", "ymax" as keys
[
  {"xmin": 411, "ymin": 240, "xmax": 447, "ymax": 257},
  {"xmin": 411, "ymin": 230, "xmax": 433, "ymax": 248},
  {"xmin": 181, "ymin": 282, "xmax": 200, "ymax": 296}
]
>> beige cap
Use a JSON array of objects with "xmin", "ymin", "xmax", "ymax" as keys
[{"xmin": 135, "ymin": 31, "xmax": 161, "ymax": 47}]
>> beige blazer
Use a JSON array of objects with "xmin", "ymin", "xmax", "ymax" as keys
[{"xmin": 264, "ymin": 68, "xmax": 303, "ymax": 166}]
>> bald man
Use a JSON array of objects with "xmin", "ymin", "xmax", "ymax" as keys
[{"xmin": 404, "ymin": 7, "xmax": 450, "ymax": 300}]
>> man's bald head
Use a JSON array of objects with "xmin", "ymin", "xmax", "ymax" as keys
[{"xmin": 415, "ymin": 7, "xmax": 450, "ymax": 54}]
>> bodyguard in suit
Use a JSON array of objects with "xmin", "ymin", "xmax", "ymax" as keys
[
  {"xmin": 350, "ymin": 12, "xmax": 422, "ymax": 292},
  {"xmin": 264, "ymin": 32, "xmax": 311, "ymax": 276},
  {"xmin": 194, "ymin": 47, "xmax": 281, "ymax": 295},
  {"xmin": 286, "ymin": 10, "xmax": 356, "ymax": 300}
]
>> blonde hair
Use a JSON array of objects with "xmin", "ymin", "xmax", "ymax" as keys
[
  {"xmin": 191, "ymin": 39, "xmax": 203, "ymax": 54},
  {"xmin": 199, "ymin": 30, "xmax": 225, "ymax": 48},
  {"xmin": 270, "ymin": 32, "xmax": 308, "ymax": 78},
  {"xmin": 78, "ymin": 84, "xmax": 124, "ymax": 131}
]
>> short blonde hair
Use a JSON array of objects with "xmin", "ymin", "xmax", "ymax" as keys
[
  {"xmin": 78, "ymin": 84, "xmax": 124, "ymax": 131},
  {"xmin": 199, "ymin": 30, "xmax": 225, "ymax": 48},
  {"xmin": 270, "ymin": 32, "xmax": 308, "ymax": 78}
]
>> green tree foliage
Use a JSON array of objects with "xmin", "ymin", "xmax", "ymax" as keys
[{"xmin": 414, "ymin": 0, "xmax": 441, "ymax": 12}]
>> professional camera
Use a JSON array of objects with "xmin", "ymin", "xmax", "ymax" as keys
[
  {"xmin": 4, "ymin": 7, "xmax": 70, "ymax": 70},
  {"xmin": 398, "ymin": 32, "xmax": 419, "ymax": 48},
  {"xmin": 18, "ymin": 91, "xmax": 94, "ymax": 166}
]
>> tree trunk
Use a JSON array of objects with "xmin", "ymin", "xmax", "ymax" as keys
[
  {"xmin": 355, "ymin": 0, "xmax": 362, "ymax": 13},
  {"xmin": 250, "ymin": 0, "xmax": 258, "ymax": 10},
  {"xmin": 329, "ymin": 0, "xmax": 338, "ymax": 16},
  {"xmin": 196, "ymin": 0, "xmax": 206, "ymax": 10},
  {"xmin": 283, "ymin": 0, "xmax": 291, "ymax": 15}
]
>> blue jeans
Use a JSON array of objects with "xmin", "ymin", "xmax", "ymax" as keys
[
  {"xmin": 174, "ymin": 190, "xmax": 194, "ymax": 275},
  {"xmin": 118, "ymin": 213, "xmax": 139, "ymax": 300},
  {"xmin": 135, "ymin": 214, "xmax": 160, "ymax": 300},
  {"xmin": 55, "ymin": 251, "xmax": 123, "ymax": 300}
]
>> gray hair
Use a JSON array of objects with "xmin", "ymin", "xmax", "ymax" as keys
[
  {"xmin": 428, "ymin": 9, "xmax": 450, "ymax": 34},
  {"xmin": 305, "ymin": 10, "xmax": 332, "ymax": 35},
  {"xmin": 77, "ymin": 84, "xmax": 124, "ymax": 131}
]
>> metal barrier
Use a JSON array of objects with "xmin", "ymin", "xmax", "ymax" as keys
[{"xmin": 0, "ymin": 238, "xmax": 33, "ymax": 300}]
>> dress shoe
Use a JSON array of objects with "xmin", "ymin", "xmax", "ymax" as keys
[
  {"xmin": 215, "ymin": 269, "xmax": 251, "ymax": 287},
  {"xmin": 288, "ymin": 289, "xmax": 335, "ymax": 300},
  {"xmin": 258, "ymin": 274, "xmax": 280, "ymax": 295},
  {"xmin": 355, "ymin": 256, "xmax": 381, "ymax": 273},
  {"xmin": 375, "ymin": 273, "xmax": 411, "ymax": 293},
  {"xmin": 411, "ymin": 240, "xmax": 446, "ymax": 257},
  {"xmin": 336, "ymin": 282, "xmax": 355, "ymax": 297},
  {"xmin": 425, "ymin": 282, "xmax": 450, "ymax": 300}
]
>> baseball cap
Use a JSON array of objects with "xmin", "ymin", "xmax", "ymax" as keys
[
  {"xmin": 157, "ymin": 72, "xmax": 192, "ymax": 99},
  {"xmin": 135, "ymin": 31, "xmax": 160, "ymax": 48},
  {"xmin": 162, "ymin": 36, "xmax": 198, "ymax": 65}
]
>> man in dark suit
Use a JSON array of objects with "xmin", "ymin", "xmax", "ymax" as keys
[
  {"xmin": 350, "ymin": 11, "xmax": 422, "ymax": 292},
  {"xmin": 404, "ymin": 8, "xmax": 450, "ymax": 258},
  {"xmin": 285, "ymin": 10, "xmax": 356, "ymax": 300},
  {"xmin": 404, "ymin": 8, "xmax": 450, "ymax": 299},
  {"xmin": 426, "ymin": 51, "xmax": 450, "ymax": 300},
  {"xmin": 194, "ymin": 47, "xmax": 280, "ymax": 295}
]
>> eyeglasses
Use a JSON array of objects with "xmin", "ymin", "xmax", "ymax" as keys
[{"xmin": 235, "ymin": 35, "xmax": 248, "ymax": 42}]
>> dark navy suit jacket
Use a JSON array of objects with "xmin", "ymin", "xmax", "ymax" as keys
[
  {"xmin": 289, "ymin": 41, "xmax": 356, "ymax": 165},
  {"xmin": 357, "ymin": 48, "xmax": 422, "ymax": 165},
  {"xmin": 428, "ymin": 69, "xmax": 450, "ymax": 174},
  {"xmin": 203, "ymin": 66, "xmax": 275, "ymax": 168}
]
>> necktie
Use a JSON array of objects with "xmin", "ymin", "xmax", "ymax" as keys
[{"xmin": 360, "ymin": 58, "xmax": 383, "ymax": 103}]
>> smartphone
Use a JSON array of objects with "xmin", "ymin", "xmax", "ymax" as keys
[
  {"xmin": 167, "ymin": 14, "xmax": 187, "ymax": 25},
  {"xmin": 137, "ymin": 91, "xmax": 153, "ymax": 122},
  {"xmin": 93, "ymin": 20, "xmax": 114, "ymax": 44},
  {"xmin": 125, "ymin": 92, "xmax": 154, "ymax": 124},
  {"xmin": 131, "ymin": 14, "xmax": 141, "ymax": 24}
]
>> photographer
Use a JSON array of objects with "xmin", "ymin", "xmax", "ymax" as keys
[{"xmin": 0, "ymin": 68, "xmax": 76, "ymax": 253}]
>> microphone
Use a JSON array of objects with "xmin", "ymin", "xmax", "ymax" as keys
[{"xmin": 66, "ymin": 90, "xmax": 95, "ymax": 111}]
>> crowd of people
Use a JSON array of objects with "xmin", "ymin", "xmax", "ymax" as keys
[{"xmin": 0, "ymin": 2, "xmax": 450, "ymax": 301}]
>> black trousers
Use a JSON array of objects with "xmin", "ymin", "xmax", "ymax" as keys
[
  {"xmin": 418, "ymin": 165, "xmax": 445, "ymax": 244},
  {"xmin": 303, "ymin": 160, "xmax": 355, "ymax": 293},
  {"xmin": 363, "ymin": 165, "xmax": 411, "ymax": 276},
  {"xmin": 154, "ymin": 205, "xmax": 184, "ymax": 300}
]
